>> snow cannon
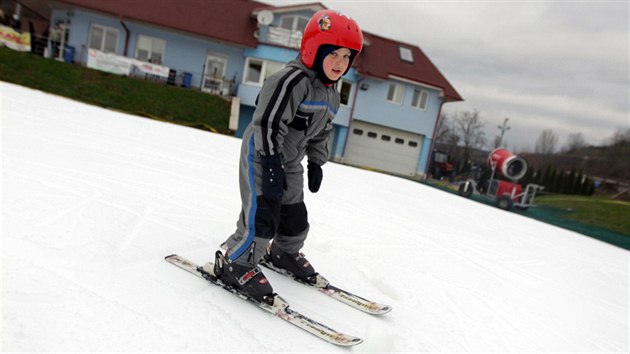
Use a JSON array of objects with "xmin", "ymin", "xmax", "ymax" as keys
[
  {"xmin": 458, "ymin": 148, "xmax": 543, "ymax": 211},
  {"xmin": 487, "ymin": 148, "xmax": 528, "ymax": 181}
]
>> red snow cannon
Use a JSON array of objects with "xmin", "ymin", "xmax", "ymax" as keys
[
  {"xmin": 487, "ymin": 148, "xmax": 528, "ymax": 181},
  {"xmin": 458, "ymin": 148, "xmax": 543, "ymax": 211}
]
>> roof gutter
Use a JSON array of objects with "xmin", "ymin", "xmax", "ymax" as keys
[
  {"xmin": 425, "ymin": 100, "xmax": 445, "ymax": 178},
  {"xmin": 119, "ymin": 14, "xmax": 130, "ymax": 56}
]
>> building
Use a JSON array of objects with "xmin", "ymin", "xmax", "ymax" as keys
[{"xmin": 17, "ymin": 0, "xmax": 462, "ymax": 178}]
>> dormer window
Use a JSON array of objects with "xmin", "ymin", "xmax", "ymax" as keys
[
  {"xmin": 280, "ymin": 15, "xmax": 309, "ymax": 33},
  {"xmin": 399, "ymin": 46, "xmax": 413, "ymax": 63}
]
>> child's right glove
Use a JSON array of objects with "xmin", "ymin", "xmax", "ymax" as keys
[
  {"xmin": 307, "ymin": 161, "xmax": 323, "ymax": 193},
  {"xmin": 260, "ymin": 154, "xmax": 286, "ymax": 200}
]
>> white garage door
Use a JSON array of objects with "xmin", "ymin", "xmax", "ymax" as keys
[{"xmin": 344, "ymin": 120, "xmax": 423, "ymax": 176}]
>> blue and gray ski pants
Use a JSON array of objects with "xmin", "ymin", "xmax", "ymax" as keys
[{"xmin": 223, "ymin": 127, "xmax": 309, "ymax": 267}]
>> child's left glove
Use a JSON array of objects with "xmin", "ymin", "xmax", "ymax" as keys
[{"xmin": 307, "ymin": 161, "xmax": 323, "ymax": 193}]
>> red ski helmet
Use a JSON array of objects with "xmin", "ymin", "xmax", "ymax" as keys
[{"xmin": 300, "ymin": 9, "xmax": 363, "ymax": 75}]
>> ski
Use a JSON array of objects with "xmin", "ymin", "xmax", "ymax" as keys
[
  {"xmin": 164, "ymin": 254, "xmax": 363, "ymax": 347},
  {"xmin": 260, "ymin": 256, "xmax": 392, "ymax": 315}
]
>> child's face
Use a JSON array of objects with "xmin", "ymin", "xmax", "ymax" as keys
[{"xmin": 322, "ymin": 47, "xmax": 351, "ymax": 82}]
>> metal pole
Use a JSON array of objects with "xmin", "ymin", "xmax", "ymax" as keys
[{"xmin": 497, "ymin": 117, "xmax": 511, "ymax": 147}]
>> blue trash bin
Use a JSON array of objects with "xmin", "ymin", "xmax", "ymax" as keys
[
  {"xmin": 182, "ymin": 72, "xmax": 192, "ymax": 88},
  {"xmin": 63, "ymin": 46, "xmax": 75, "ymax": 63}
]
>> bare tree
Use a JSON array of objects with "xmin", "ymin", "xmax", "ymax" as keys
[
  {"xmin": 456, "ymin": 110, "xmax": 486, "ymax": 149},
  {"xmin": 610, "ymin": 127, "xmax": 630, "ymax": 146},
  {"xmin": 435, "ymin": 113, "xmax": 450, "ymax": 144},
  {"xmin": 436, "ymin": 113, "xmax": 460, "ymax": 154},
  {"xmin": 445, "ymin": 118, "xmax": 460, "ymax": 149},
  {"xmin": 565, "ymin": 133, "xmax": 587, "ymax": 152},
  {"xmin": 535, "ymin": 129, "xmax": 558, "ymax": 154},
  {"xmin": 455, "ymin": 110, "xmax": 486, "ymax": 172}
]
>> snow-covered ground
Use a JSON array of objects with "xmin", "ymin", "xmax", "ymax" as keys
[{"xmin": 2, "ymin": 82, "xmax": 628, "ymax": 353}]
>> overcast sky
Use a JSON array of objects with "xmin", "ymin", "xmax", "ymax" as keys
[{"xmin": 260, "ymin": 0, "xmax": 628, "ymax": 152}]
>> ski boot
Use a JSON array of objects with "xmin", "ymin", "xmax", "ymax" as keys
[
  {"xmin": 268, "ymin": 242, "xmax": 329, "ymax": 288},
  {"xmin": 209, "ymin": 251, "xmax": 275, "ymax": 305}
]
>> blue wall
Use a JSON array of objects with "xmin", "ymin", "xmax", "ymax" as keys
[
  {"xmin": 331, "ymin": 125, "xmax": 348, "ymax": 160},
  {"xmin": 352, "ymin": 77, "xmax": 442, "ymax": 137},
  {"xmin": 54, "ymin": 9, "xmax": 246, "ymax": 89}
]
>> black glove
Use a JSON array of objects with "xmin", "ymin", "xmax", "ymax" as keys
[
  {"xmin": 307, "ymin": 161, "xmax": 323, "ymax": 193},
  {"xmin": 260, "ymin": 154, "xmax": 285, "ymax": 200}
]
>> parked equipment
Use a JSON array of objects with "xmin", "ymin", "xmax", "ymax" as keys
[
  {"xmin": 430, "ymin": 149, "xmax": 455, "ymax": 182},
  {"xmin": 458, "ymin": 148, "xmax": 543, "ymax": 211}
]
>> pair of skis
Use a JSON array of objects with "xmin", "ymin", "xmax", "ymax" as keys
[{"xmin": 165, "ymin": 253, "xmax": 391, "ymax": 347}]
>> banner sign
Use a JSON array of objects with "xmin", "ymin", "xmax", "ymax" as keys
[
  {"xmin": 132, "ymin": 61, "xmax": 170, "ymax": 78},
  {"xmin": 87, "ymin": 48, "xmax": 133, "ymax": 75},
  {"xmin": 0, "ymin": 25, "xmax": 31, "ymax": 52},
  {"xmin": 87, "ymin": 48, "xmax": 169, "ymax": 78}
]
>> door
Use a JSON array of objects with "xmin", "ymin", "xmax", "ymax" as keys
[
  {"xmin": 202, "ymin": 52, "xmax": 227, "ymax": 94},
  {"xmin": 344, "ymin": 120, "xmax": 423, "ymax": 177}
]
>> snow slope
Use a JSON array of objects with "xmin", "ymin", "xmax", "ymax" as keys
[{"xmin": 2, "ymin": 82, "xmax": 628, "ymax": 353}]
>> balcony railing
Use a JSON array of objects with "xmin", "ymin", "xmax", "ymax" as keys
[{"xmin": 257, "ymin": 26, "xmax": 302, "ymax": 49}]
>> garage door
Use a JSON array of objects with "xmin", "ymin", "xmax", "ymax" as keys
[{"xmin": 344, "ymin": 120, "xmax": 423, "ymax": 176}]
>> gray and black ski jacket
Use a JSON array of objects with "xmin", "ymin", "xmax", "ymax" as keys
[{"xmin": 250, "ymin": 58, "xmax": 339, "ymax": 173}]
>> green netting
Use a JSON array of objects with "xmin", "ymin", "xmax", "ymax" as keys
[
  {"xmin": 428, "ymin": 182, "xmax": 630, "ymax": 251},
  {"xmin": 513, "ymin": 205, "xmax": 629, "ymax": 250}
]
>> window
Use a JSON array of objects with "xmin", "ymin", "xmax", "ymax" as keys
[
  {"xmin": 88, "ymin": 24, "xmax": 119, "ymax": 53},
  {"xmin": 381, "ymin": 135, "xmax": 391, "ymax": 142},
  {"xmin": 408, "ymin": 141, "xmax": 418, "ymax": 148},
  {"xmin": 411, "ymin": 88, "xmax": 429, "ymax": 110},
  {"xmin": 136, "ymin": 34, "xmax": 166, "ymax": 64},
  {"xmin": 264, "ymin": 61, "xmax": 284, "ymax": 81},
  {"xmin": 353, "ymin": 128, "xmax": 363, "ymax": 135},
  {"xmin": 244, "ymin": 58, "xmax": 285, "ymax": 85},
  {"xmin": 395, "ymin": 138, "xmax": 405, "ymax": 144},
  {"xmin": 280, "ymin": 15, "xmax": 309, "ymax": 33},
  {"xmin": 336, "ymin": 79, "xmax": 353, "ymax": 106},
  {"xmin": 245, "ymin": 59, "xmax": 263, "ymax": 84},
  {"xmin": 399, "ymin": 46, "xmax": 413, "ymax": 62},
  {"xmin": 387, "ymin": 83, "xmax": 405, "ymax": 104},
  {"xmin": 367, "ymin": 132, "xmax": 377, "ymax": 138}
]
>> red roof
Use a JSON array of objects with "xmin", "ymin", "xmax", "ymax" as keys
[
  {"xmin": 55, "ymin": 0, "xmax": 461, "ymax": 101},
  {"xmin": 357, "ymin": 33, "xmax": 462, "ymax": 102},
  {"xmin": 56, "ymin": 0, "xmax": 261, "ymax": 48}
]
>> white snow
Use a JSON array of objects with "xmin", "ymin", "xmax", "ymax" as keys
[{"xmin": 2, "ymin": 81, "xmax": 628, "ymax": 353}]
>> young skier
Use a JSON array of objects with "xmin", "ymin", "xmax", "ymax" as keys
[{"xmin": 211, "ymin": 9, "xmax": 363, "ymax": 304}]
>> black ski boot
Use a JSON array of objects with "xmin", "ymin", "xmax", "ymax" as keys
[
  {"xmin": 269, "ymin": 242, "xmax": 327, "ymax": 286},
  {"xmin": 214, "ymin": 251, "xmax": 274, "ymax": 304}
]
